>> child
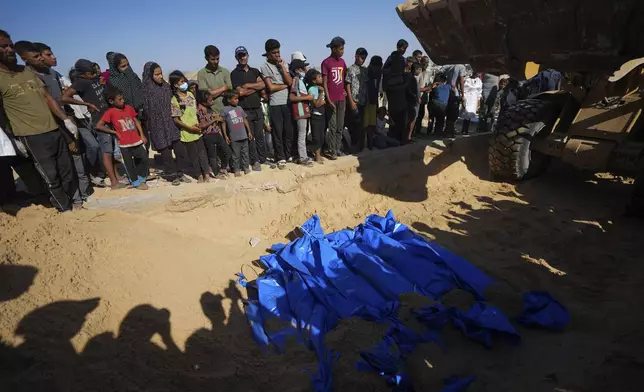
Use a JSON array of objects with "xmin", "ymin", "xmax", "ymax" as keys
[
  {"xmin": 428, "ymin": 74, "xmax": 453, "ymax": 136},
  {"xmin": 196, "ymin": 90, "xmax": 232, "ymax": 180},
  {"xmin": 95, "ymin": 87, "xmax": 149, "ymax": 190},
  {"xmin": 305, "ymin": 69, "xmax": 326, "ymax": 164},
  {"xmin": 221, "ymin": 91, "xmax": 254, "ymax": 176},
  {"xmin": 321, "ymin": 36, "xmax": 347, "ymax": 160},
  {"xmin": 374, "ymin": 107, "xmax": 401, "ymax": 149},
  {"xmin": 170, "ymin": 70, "xmax": 210, "ymax": 183},
  {"xmin": 364, "ymin": 56, "xmax": 383, "ymax": 149},
  {"xmin": 289, "ymin": 59, "xmax": 314, "ymax": 166},
  {"xmin": 188, "ymin": 80, "xmax": 198, "ymax": 96}
]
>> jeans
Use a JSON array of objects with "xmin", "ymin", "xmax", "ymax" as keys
[
  {"xmin": 202, "ymin": 133, "xmax": 232, "ymax": 175},
  {"xmin": 327, "ymin": 100, "xmax": 346, "ymax": 154},
  {"xmin": 430, "ymin": 100, "xmax": 447, "ymax": 134},
  {"xmin": 295, "ymin": 118, "xmax": 309, "ymax": 160},
  {"xmin": 268, "ymin": 105, "xmax": 293, "ymax": 162},
  {"xmin": 246, "ymin": 108, "xmax": 266, "ymax": 165},
  {"xmin": 446, "ymin": 95, "xmax": 461, "ymax": 136},
  {"xmin": 159, "ymin": 139, "xmax": 192, "ymax": 177},
  {"xmin": 20, "ymin": 130, "xmax": 76, "ymax": 212},
  {"xmin": 183, "ymin": 138, "xmax": 209, "ymax": 178},
  {"xmin": 120, "ymin": 145, "xmax": 149, "ymax": 187},
  {"xmin": 71, "ymin": 153, "xmax": 90, "ymax": 202},
  {"xmin": 374, "ymin": 134, "xmax": 401, "ymax": 149},
  {"xmin": 310, "ymin": 113, "xmax": 326, "ymax": 151},
  {"xmin": 232, "ymin": 139, "xmax": 249, "ymax": 172},
  {"xmin": 79, "ymin": 127, "xmax": 100, "ymax": 171}
]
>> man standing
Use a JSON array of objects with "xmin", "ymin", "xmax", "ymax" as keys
[
  {"xmin": 231, "ymin": 46, "xmax": 266, "ymax": 172},
  {"xmin": 415, "ymin": 55, "xmax": 435, "ymax": 135},
  {"xmin": 345, "ymin": 47, "xmax": 369, "ymax": 152},
  {"xmin": 197, "ymin": 45, "xmax": 231, "ymax": 122},
  {"xmin": 260, "ymin": 39, "xmax": 293, "ymax": 170},
  {"xmin": 442, "ymin": 63, "xmax": 466, "ymax": 137},
  {"xmin": 322, "ymin": 36, "xmax": 348, "ymax": 159},
  {"xmin": 0, "ymin": 30, "xmax": 78, "ymax": 212}
]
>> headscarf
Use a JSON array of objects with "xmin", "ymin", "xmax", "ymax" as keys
[
  {"xmin": 141, "ymin": 61, "xmax": 180, "ymax": 150},
  {"xmin": 108, "ymin": 52, "xmax": 144, "ymax": 111}
]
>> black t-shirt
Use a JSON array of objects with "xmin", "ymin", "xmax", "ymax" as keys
[
  {"xmin": 71, "ymin": 77, "xmax": 108, "ymax": 123},
  {"xmin": 230, "ymin": 65, "xmax": 262, "ymax": 109}
]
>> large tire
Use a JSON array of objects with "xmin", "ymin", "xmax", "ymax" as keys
[{"xmin": 489, "ymin": 99, "xmax": 560, "ymax": 181}]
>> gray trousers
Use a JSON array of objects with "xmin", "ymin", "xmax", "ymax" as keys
[
  {"xmin": 232, "ymin": 139, "xmax": 249, "ymax": 172},
  {"xmin": 327, "ymin": 100, "xmax": 346, "ymax": 154},
  {"xmin": 296, "ymin": 118, "xmax": 308, "ymax": 160},
  {"xmin": 72, "ymin": 153, "xmax": 89, "ymax": 203}
]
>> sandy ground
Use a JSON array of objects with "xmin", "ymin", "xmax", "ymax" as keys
[{"xmin": 1, "ymin": 135, "xmax": 643, "ymax": 392}]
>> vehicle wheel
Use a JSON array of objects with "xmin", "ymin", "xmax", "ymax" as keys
[{"xmin": 489, "ymin": 99, "xmax": 560, "ymax": 181}]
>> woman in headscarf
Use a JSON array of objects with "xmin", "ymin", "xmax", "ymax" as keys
[
  {"xmin": 141, "ymin": 61, "xmax": 192, "ymax": 185},
  {"xmin": 107, "ymin": 52, "xmax": 144, "ymax": 112}
]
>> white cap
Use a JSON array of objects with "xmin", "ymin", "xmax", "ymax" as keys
[
  {"xmin": 291, "ymin": 51, "xmax": 307, "ymax": 62},
  {"xmin": 499, "ymin": 74, "xmax": 510, "ymax": 81}
]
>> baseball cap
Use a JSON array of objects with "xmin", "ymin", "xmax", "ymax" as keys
[
  {"xmin": 263, "ymin": 39, "xmax": 281, "ymax": 56},
  {"xmin": 326, "ymin": 36, "xmax": 346, "ymax": 48},
  {"xmin": 75, "ymin": 59, "xmax": 95, "ymax": 74},
  {"xmin": 235, "ymin": 46, "xmax": 248, "ymax": 56},
  {"xmin": 291, "ymin": 51, "xmax": 307, "ymax": 62},
  {"xmin": 356, "ymin": 47, "xmax": 368, "ymax": 57},
  {"xmin": 290, "ymin": 59, "xmax": 309, "ymax": 71}
]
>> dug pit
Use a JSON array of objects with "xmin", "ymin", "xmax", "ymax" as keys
[{"xmin": 1, "ymin": 137, "xmax": 642, "ymax": 392}]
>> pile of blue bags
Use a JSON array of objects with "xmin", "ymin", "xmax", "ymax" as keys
[{"xmin": 237, "ymin": 211, "xmax": 569, "ymax": 391}]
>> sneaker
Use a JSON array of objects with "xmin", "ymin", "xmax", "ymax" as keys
[
  {"xmin": 287, "ymin": 157, "xmax": 294, "ymax": 163},
  {"xmin": 235, "ymin": 171, "xmax": 242, "ymax": 177},
  {"xmin": 252, "ymin": 162, "xmax": 262, "ymax": 172},
  {"xmin": 136, "ymin": 183, "xmax": 149, "ymax": 190},
  {"xmin": 277, "ymin": 160, "xmax": 287, "ymax": 170},
  {"xmin": 90, "ymin": 176, "xmax": 106, "ymax": 188},
  {"xmin": 298, "ymin": 158, "xmax": 314, "ymax": 167},
  {"xmin": 180, "ymin": 174, "xmax": 193, "ymax": 184},
  {"xmin": 244, "ymin": 167, "xmax": 251, "ymax": 175}
]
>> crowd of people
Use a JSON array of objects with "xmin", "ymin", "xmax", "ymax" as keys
[{"xmin": 0, "ymin": 29, "xmax": 519, "ymax": 212}]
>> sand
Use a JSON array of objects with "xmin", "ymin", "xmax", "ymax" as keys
[{"xmin": 1, "ymin": 136, "xmax": 643, "ymax": 392}]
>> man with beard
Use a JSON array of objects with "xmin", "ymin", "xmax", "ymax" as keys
[
  {"xmin": 230, "ymin": 46, "xmax": 266, "ymax": 171},
  {"xmin": 0, "ymin": 30, "xmax": 78, "ymax": 212}
]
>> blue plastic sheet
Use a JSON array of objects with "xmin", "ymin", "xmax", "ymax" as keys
[
  {"xmin": 239, "ymin": 212, "xmax": 566, "ymax": 391},
  {"xmin": 517, "ymin": 291, "xmax": 570, "ymax": 330},
  {"xmin": 441, "ymin": 376, "xmax": 476, "ymax": 392}
]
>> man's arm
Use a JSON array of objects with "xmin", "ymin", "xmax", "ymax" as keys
[
  {"xmin": 264, "ymin": 77, "xmax": 288, "ymax": 93},
  {"xmin": 95, "ymin": 119, "xmax": 118, "ymax": 136},
  {"xmin": 279, "ymin": 61, "xmax": 293, "ymax": 87},
  {"xmin": 61, "ymin": 87, "xmax": 98, "ymax": 111},
  {"xmin": 42, "ymin": 88, "xmax": 68, "ymax": 122},
  {"xmin": 323, "ymin": 75, "xmax": 334, "ymax": 110},
  {"xmin": 243, "ymin": 75, "xmax": 265, "ymax": 91}
]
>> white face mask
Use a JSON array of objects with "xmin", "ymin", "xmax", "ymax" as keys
[{"xmin": 178, "ymin": 82, "xmax": 189, "ymax": 92}]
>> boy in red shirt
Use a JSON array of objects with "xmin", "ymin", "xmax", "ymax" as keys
[{"xmin": 96, "ymin": 87, "xmax": 149, "ymax": 190}]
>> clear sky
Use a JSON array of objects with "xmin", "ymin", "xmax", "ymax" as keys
[{"xmin": 3, "ymin": 0, "xmax": 422, "ymax": 76}]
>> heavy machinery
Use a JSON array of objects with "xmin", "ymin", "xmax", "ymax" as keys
[{"xmin": 397, "ymin": 0, "xmax": 644, "ymax": 214}]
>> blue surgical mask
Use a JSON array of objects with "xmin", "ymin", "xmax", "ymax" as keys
[
  {"xmin": 178, "ymin": 82, "xmax": 189, "ymax": 92},
  {"xmin": 298, "ymin": 71, "xmax": 305, "ymax": 77}
]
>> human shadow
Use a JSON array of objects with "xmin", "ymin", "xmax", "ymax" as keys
[
  {"xmin": 0, "ymin": 298, "xmax": 100, "ymax": 392},
  {"xmin": 0, "ymin": 264, "xmax": 38, "ymax": 302},
  {"xmin": 409, "ymin": 163, "xmax": 643, "ymax": 392},
  {"xmin": 356, "ymin": 134, "xmax": 492, "ymax": 202}
]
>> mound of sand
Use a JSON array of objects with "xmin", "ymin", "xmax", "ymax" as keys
[{"xmin": 1, "ymin": 138, "xmax": 643, "ymax": 391}]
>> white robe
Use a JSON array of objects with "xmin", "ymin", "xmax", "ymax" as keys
[{"xmin": 461, "ymin": 77, "xmax": 483, "ymax": 121}]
